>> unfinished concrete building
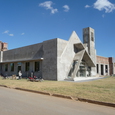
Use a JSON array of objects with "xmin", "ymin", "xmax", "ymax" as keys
[{"xmin": 0, "ymin": 27, "xmax": 115, "ymax": 81}]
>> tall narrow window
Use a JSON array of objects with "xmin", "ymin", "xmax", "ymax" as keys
[
  {"xmin": 5, "ymin": 64, "xmax": 8, "ymax": 71},
  {"xmin": 91, "ymin": 32, "xmax": 94, "ymax": 41},
  {"xmin": 25, "ymin": 62, "xmax": 30, "ymax": 71},
  {"xmin": 105, "ymin": 65, "xmax": 108, "ymax": 73},
  {"xmin": 97, "ymin": 64, "xmax": 99, "ymax": 73},
  {"xmin": 35, "ymin": 61, "xmax": 40, "ymax": 71},
  {"xmin": 10, "ymin": 63, "xmax": 14, "ymax": 71}
]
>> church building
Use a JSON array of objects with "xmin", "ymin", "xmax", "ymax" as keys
[{"xmin": 0, "ymin": 27, "xmax": 115, "ymax": 81}]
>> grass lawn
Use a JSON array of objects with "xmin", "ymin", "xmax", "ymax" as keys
[{"xmin": 0, "ymin": 76, "xmax": 115, "ymax": 104}]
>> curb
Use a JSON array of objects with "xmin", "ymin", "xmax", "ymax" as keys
[
  {"xmin": 0, "ymin": 85, "xmax": 115, "ymax": 108},
  {"xmin": 15, "ymin": 87, "xmax": 51, "ymax": 96},
  {"xmin": 52, "ymin": 93, "xmax": 72, "ymax": 100},
  {"xmin": 78, "ymin": 98, "xmax": 115, "ymax": 108},
  {"xmin": 0, "ymin": 85, "xmax": 7, "ymax": 87}
]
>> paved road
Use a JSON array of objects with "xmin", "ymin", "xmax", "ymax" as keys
[{"xmin": 0, "ymin": 87, "xmax": 115, "ymax": 115}]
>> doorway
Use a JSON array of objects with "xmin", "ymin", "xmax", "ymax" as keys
[
  {"xmin": 101, "ymin": 65, "xmax": 104, "ymax": 75},
  {"xmin": 17, "ymin": 66, "xmax": 21, "ymax": 72}
]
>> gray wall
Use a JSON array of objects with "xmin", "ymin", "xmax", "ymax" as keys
[
  {"xmin": 0, "ymin": 43, "xmax": 43, "ymax": 77},
  {"xmin": 2, "ymin": 43, "xmax": 43, "ymax": 62},
  {"xmin": 0, "ymin": 39, "xmax": 58, "ymax": 80},
  {"xmin": 57, "ymin": 38, "xmax": 68, "ymax": 81},
  {"xmin": 57, "ymin": 32, "xmax": 82, "ymax": 81},
  {"xmin": 1, "ymin": 61, "xmax": 42, "ymax": 77},
  {"xmin": 42, "ymin": 39, "xmax": 57, "ymax": 80}
]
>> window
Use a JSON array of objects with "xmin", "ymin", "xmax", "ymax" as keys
[
  {"xmin": 25, "ymin": 62, "xmax": 30, "ymax": 71},
  {"xmin": 91, "ymin": 32, "xmax": 94, "ymax": 41},
  {"xmin": 5, "ymin": 64, "xmax": 8, "ymax": 71},
  {"xmin": 105, "ymin": 65, "xmax": 108, "ymax": 73},
  {"xmin": 17, "ymin": 62, "xmax": 22, "ymax": 66},
  {"xmin": 10, "ymin": 63, "xmax": 14, "ymax": 71},
  {"xmin": 97, "ymin": 64, "xmax": 99, "ymax": 73},
  {"xmin": 35, "ymin": 61, "xmax": 40, "ymax": 71}
]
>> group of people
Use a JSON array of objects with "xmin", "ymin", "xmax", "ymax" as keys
[
  {"xmin": 18, "ymin": 71, "xmax": 34, "ymax": 79},
  {"xmin": 1, "ymin": 71, "xmax": 40, "ymax": 80}
]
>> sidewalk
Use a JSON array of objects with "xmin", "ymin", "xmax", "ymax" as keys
[
  {"xmin": 74, "ymin": 77, "xmax": 106, "ymax": 82},
  {"xmin": 65, "ymin": 77, "xmax": 106, "ymax": 82}
]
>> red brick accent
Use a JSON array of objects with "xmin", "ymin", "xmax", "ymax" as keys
[
  {"xmin": 109, "ymin": 57, "xmax": 113, "ymax": 75},
  {"xmin": 96, "ymin": 56, "xmax": 109, "ymax": 64},
  {"xmin": 0, "ymin": 41, "xmax": 8, "ymax": 51}
]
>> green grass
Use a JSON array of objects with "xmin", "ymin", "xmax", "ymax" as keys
[{"xmin": 0, "ymin": 76, "xmax": 115, "ymax": 104}]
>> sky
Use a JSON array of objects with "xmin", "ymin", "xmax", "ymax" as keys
[{"xmin": 0, "ymin": 0, "xmax": 115, "ymax": 57}]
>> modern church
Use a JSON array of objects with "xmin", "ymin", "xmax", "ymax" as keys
[{"xmin": 0, "ymin": 27, "xmax": 115, "ymax": 81}]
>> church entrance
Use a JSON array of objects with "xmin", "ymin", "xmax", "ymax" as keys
[{"xmin": 17, "ymin": 62, "xmax": 22, "ymax": 72}]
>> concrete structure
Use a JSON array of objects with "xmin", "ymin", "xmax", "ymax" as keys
[
  {"xmin": 83, "ymin": 27, "xmax": 96, "ymax": 76},
  {"xmin": 0, "ymin": 27, "xmax": 115, "ymax": 81}
]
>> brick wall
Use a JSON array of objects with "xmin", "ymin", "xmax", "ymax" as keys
[
  {"xmin": 0, "ymin": 41, "xmax": 8, "ymax": 51},
  {"xmin": 96, "ymin": 55, "xmax": 109, "ymax": 64},
  {"xmin": 109, "ymin": 57, "xmax": 113, "ymax": 75}
]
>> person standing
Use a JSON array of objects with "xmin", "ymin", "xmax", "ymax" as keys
[
  {"xmin": 18, "ymin": 71, "xmax": 22, "ymax": 79},
  {"xmin": 31, "ymin": 71, "xmax": 34, "ymax": 78}
]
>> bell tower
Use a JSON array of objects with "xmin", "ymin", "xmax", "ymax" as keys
[{"xmin": 83, "ymin": 27, "xmax": 97, "ymax": 76}]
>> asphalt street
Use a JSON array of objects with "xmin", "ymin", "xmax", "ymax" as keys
[{"xmin": 0, "ymin": 87, "xmax": 115, "ymax": 115}]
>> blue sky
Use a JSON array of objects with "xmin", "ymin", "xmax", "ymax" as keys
[{"xmin": 0, "ymin": 0, "xmax": 115, "ymax": 57}]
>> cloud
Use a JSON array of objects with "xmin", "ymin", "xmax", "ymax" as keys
[
  {"xmin": 94, "ymin": 0, "xmax": 115, "ymax": 13},
  {"xmin": 63, "ymin": 5, "xmax": 70, "ymax": 12},
  {"xmin": 9, "ymin": 34, "xmax": 14, "ymax": 36},
  {"xmin": 85, "ymin": 5, "xmax": 90, "ymax": 8},
  {"xmin": 3, "ymin": 30, "xmax": 14, "ymax": 36},
  {"xmin": 39, "ymin": 1, "xmax": 58, "ymax": 14},
  {"xmin": 21, "ymin": 33, "xmax": 25, "ymax": 35},
  {"xmin": 3, "ymin": 30, "xmax": 9, "ymax": 34},
  {"xmin": 50, "ymin": 8, "xmax": 58, "ymax": 14}
]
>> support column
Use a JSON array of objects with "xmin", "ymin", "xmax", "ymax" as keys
[
  {"xmin": 21, "ymin": 62, "xmax": 24, "ymax": 74},
  {"xmin": 108, "ymin": 64, "xmax": 110, "ymax": 76},
  {"xmin": 1, "ymin": 51, "xmax": 3, "ymax": 62},
  {"xmin": 112, "ymin": 63, "xmax": 115, "ymax": 75},
  {"xmin": 103, "ymin": 64, "xmax": 106, "ymax": 76},
  {"xmin": 98, "ymin": 64, "xmax": 101, "ymax": 76},
  {"xmin": 77, "ymin": 71, "xmax": 80, "ymax": 77}
]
